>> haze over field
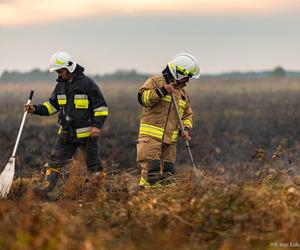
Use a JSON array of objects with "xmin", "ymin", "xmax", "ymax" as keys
[{"xmin": 0, "ymin": 0, "xmax": 300, "ymax": 75}]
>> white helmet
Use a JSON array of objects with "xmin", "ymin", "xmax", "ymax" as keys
[
  {"xmin": 49, "ymin": 51, "xmax": 77, "ymax": 73},
  {"xmin": 168, "ymin": 53, "xmax": 200, "ymax": 80}
]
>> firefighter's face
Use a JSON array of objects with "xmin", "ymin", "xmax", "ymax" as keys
[
  {"xmin": 176, "ymin": 77, "xmax": 190, "ymax": 88},
  {"xmin": 56, "ymin": 68, "xmax": 72, "ymax": 80}
]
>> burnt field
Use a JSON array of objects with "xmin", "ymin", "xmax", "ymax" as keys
[
  {"xmin": 0, "ymin": 78, "xmax": 300, "ymax": 249},
  {"xmin": 1, "ymin": 77, "xmax": 300, "ymax": 177}
]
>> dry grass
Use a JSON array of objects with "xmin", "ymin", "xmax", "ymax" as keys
[
  {"xmin": 1, "ymin": 158, "xmax": 300, "ymax": 250},
  {"xmin": 1, "ymin": 78, "xmax": 300, "ymax": 249}
]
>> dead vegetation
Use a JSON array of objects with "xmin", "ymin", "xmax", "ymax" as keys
[
  {"xmin": 1, "ymin": 157, "xmax": 300, "ymax": 250},
  {"xmin": 1, "ymin": 78, "xmax": 300, "ymax": 249}
]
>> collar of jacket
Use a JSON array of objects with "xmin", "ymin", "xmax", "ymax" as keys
[{"xmin": 56, "ymin": 64, "xmax": 85, "ymax": 83}]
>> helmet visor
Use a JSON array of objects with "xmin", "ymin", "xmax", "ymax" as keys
[{"xmin": 176, "ymin": 66, "xmax": 193, "ymax": 78}]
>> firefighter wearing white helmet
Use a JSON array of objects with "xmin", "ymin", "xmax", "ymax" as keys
[
  {"xmin": 168, "ymin": 53, "xmax": 200, "ymax": 80},
  {"xmin": 136, "ymin": 53, "xmax": 200, "ymax": 188},
  {"xmin": 24, "ymin": 51, "xmax": 109, "ymax": 198},
  {"xmin": 49, "ymin": 51, "xmax": 77, "ymax": 73}
]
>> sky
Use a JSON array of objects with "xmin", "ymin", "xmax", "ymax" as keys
[{"xmin": 0, "ymin": 0, "xmax": 300, "ymax": 75}]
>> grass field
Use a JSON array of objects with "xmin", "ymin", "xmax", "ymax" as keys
[{"xmin": 0, "ymin": 77, "xmax": 300, "ymax": 249}]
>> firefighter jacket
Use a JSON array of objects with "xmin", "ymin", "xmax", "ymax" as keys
[
  {"xmin": 137, "ymin": 75, "xmax": 193, "ymax": 144},
  {"xmin": 35, "ymin": 65, "xmax": 108, "ymax": 140}
]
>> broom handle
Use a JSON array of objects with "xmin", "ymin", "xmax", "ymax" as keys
[
  {"xmin": 170, "ymin": 93, "xmax": 197, "ymax": 170},
  {"xmin": 12, "ymin": 90, "xmax": 34, "ymax": 158}
]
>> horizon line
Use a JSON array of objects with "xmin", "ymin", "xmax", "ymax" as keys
[{"xmin": 0, "ymin": 65, "xmax": 294, "ymax": 77}]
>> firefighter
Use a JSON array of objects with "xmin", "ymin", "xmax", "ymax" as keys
[
  {"xmin": 137, "ymin": 53, "xmax": 200, "ymax": 187},
  {"xmin": 24, "ymin": 51, "xmax": 109, "ymax": 196}
]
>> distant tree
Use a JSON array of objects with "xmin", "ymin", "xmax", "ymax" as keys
[
  {"xmin": 272, "ymin": 66, "xmax": 286, "ymax": 77},
  {"xmin": 0, "ymin": 68, "xmax": 55, "ymax": 83}
]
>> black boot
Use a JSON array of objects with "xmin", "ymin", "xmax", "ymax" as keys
[
  {"xmin": 33, "ymin": 167, "xmax": 60, "ymax": 198},
  {"xmin": 161, "ymin": 162, "xmax": 175, "ymax": 185},
  {"xmin": 147, "ymin": 160, "xmax": 162, "ymax": 186}
]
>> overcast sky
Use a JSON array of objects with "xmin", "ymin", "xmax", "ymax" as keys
[{"xmin": 0, "ymin": 0, "xmax": 300, "ymax": 75}]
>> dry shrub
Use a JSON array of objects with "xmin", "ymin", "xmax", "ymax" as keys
[{"xmin": 1, "ymin": 163, "xmax": 300, "ymax": 249}]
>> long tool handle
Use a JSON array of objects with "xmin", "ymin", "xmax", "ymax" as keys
[
  {"xmin": 171, "ymin": 93, "xmax": 197, "ymax": 170},
  {"xmin": 12, "ymin": 90, "xmax": 34, "ymax": 157}
]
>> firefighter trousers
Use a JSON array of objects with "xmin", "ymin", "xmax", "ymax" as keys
[
  {"xmin": 136, "ymin": 136, "xmax": 176, "ymax": 186},
  {"xmin": 47, "ymin": 135, "xmax": 103, "ymax": 172},
  {"xmin": 37, "ymin": 135, "xmax": 103, "ymax": 194}
]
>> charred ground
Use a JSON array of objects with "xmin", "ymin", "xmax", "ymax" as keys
[{"xmin": 0, "ymin": 78, "xmax": 300, "ymax": 249}]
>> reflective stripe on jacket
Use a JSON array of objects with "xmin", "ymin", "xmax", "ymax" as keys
[
  {"xmin": 138, "ymin": 75, "xmax": 193, "ymax": 144},
  {"xmin": 35, "ymin": 65, "xmax": 108, "ymax": 139}
]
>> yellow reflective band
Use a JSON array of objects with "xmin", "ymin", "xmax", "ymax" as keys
[
  {"xmin": 57, "ymin": 95, "xmax": 67, "ymax": 105},
  {"xmin": 139, "ymin": 177, "xmax": 150, "ymax": 187},
  {"xmin": 77, "ymin": 132, "xmax": 91, "ymax": 138},
  {"xmin": 143, "ymin": 90, "xmax": 151, "ymax": 106},
  {"xmin": 94, "ymin": 111, "xmax": 109, "ymax": 116},
  {"xmin": 179, "ymin": 107, "xmax": 185, "ymax": 113},
  {"xmin": 140, "ymin": 126, "xmax": 164, "ymax": 133},
  {"xmin": 139, "ymin": 123, "xmax": 164, "ymax": 140},
  {"xmin": 183, "ymin": 119, "xmax": 193, "ymax": 128},
  {"xmin": 172, "ymin": 131, "xmax": 179, "ymax": 142},
  {"xmin": 143, "ymin": 91, "xmax": 147, "ymax": 106},
  {"xmin": 55, "ymin": 58, "xmax": 66, "ymax": 65},
  {"xmin": 43, "ymin": 102, "xmax": 53, "ymax": 114},
  {"xmin": 94, "ymin": 106, "xmax": 108, "ymax": 112},
  {"xmin": 179, "ymin": 108, "xmax": 184, "ymax": 116},
  {"xmin": 74, "ymin": 99, "xmax": 89, "ymax": 109},
  {"xmin": 162, "ymin": 95, "xmax": 171, "ymax": 102},
  {"xmin": 179, "ymin": 100, "xmax": 186, "ymax": 108},
  {"xmin": 143, "ymin": 91, "xmax": 147, "ymax": 105},
  {"xmin": 147, "ymin": 90, "xmax": 151, "ymax": 105},
  {"xmin": 142, "ymin": 91, "xmax": 147, "ymax": 106},
  {"xmin": 76, "ymin": 127, "xmax": 91, "ymax": 138},
  {"xmin": 58, "ymin": 99, "xmax": 66, "ymax": 105},
  {"xmin": 172, "ymin": 130, "xmax": 179, "ymax": 137},
  {"xmin": 140, "ymin": 123, "xmax": 164, "ymax": 132},
  {"xmin": 74, "ymin": 95, "xmax": 89, "ymax": 107},
  {"xmin": 162, "ymin": 96, "xmax": 185, "ymax": 110},
  {"xmin": 139, "ymin": 177, "xmax": 162, "ymax": 188},
  {"xmin": 43, "ymin": 102, "xmax": 57, "ymax": 115},
  {"xmin": 139, "ymin": 129, "xmax": 163, "ymax": 135}
]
